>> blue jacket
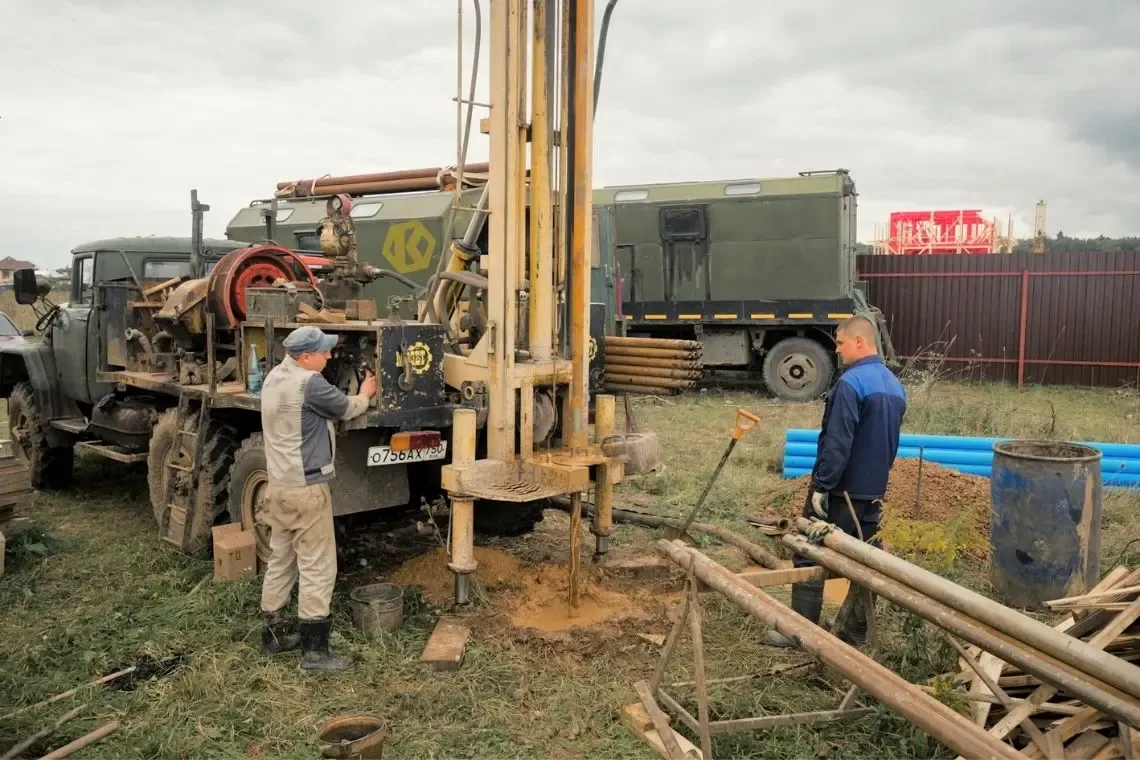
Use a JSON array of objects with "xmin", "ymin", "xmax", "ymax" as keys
[{"xmin": 811, "ymin": 355, "xmax": 907, "ymax": 500}]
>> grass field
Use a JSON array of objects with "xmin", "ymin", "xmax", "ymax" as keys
[{"xmin": 3, "ymin": 380, "xmax": 1140, "ymax": 758}]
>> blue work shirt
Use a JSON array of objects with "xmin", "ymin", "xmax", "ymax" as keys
[{"xmin": 811, "ymin": 355, "xmax": 907, "ymax": 501}]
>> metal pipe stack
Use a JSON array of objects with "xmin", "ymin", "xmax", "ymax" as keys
[
  {"xmin": 779, "ymin": 518, "xmax": 1140, "ymax": 749},
  {"xmin": 274, "ymin": 163, "xmax": 491, "ymax": 198},
  {"xmin": 603, "ymin": 336, "xmax": 703, "ymax": 395}
]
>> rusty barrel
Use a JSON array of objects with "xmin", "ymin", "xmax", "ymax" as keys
[{"xmin": 990, "ymin": 440, "xmax": 1102, "ymax": 610}]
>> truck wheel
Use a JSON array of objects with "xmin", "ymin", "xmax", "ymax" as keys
[
  {"xmin": 226, "ymin": 434, "xmax": 272, "ymax": 567},
  {"xmin": 762, "ymin": 337, "xmax": 834, "ymax": 402},
  {"xmin": 7, "ymin": 381, "xmax": 74, "ymax": 489},
  {"xmin": 147, "ymin": 408, "xmax": 240, "ymax": 552}
]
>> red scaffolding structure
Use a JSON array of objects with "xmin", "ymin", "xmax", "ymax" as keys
[{"xmin": 873, "ymin": 209, "xmax": 1001, "ymax": 255}]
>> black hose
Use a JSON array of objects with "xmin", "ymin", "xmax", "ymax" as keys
[{"xmin": 593, "ymin": 0, "xmax": 620, "ymax": 114}]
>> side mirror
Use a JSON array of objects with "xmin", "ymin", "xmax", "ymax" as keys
[{"xmin": 12, "ymin": 269, "xmax": 40, "ymax": 306}]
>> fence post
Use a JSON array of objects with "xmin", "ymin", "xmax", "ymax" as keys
[{"xmin": 1017, "ymin": 269, "xmax": 1029, "ymax": 388}]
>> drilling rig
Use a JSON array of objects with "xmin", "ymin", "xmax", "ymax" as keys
[
  {"xmin": 3, "ymin": 0, "xmax": 636, "ymax": 611},
  {"xmin": 427, "ymin": 0, "xmax": 628, "ymax": 607}
]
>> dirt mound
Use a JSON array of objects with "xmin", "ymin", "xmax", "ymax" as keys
[
  {"xmin": 782, "ymin": 458, "xmax": 991, "ymax": 532},
  {"xmin": 390, "ymin": 546, "xmax": 523, "ymax": 606},
  {"xmin": 389, "ymin": 545, "xmax": 650, "ymax": 633},
  {"xmin": 883, "ymin": 457, "xmax": 991, "ymax": 535}
]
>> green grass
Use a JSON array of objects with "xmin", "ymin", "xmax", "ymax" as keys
[{"xmin": 3, "ymin": 381, "xmax": 1140, "ymax": 758}]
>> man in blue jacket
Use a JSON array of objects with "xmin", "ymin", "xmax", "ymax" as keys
[{"xmin": 766, "ymin": 315, "xmax": 907, "ymax": 648}]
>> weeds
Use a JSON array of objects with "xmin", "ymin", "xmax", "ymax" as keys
[{"xmin": 2, "ymin": 383, "xmax": 1139, "ymax": 757}]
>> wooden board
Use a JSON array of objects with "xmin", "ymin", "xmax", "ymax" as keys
[
  {"xmin": 420, "ymin": 617, "xmax": 470, "ymax": 672},
  {"xmin": 621, "ymin": 703, "xmax": 703, "ymax": 760}
]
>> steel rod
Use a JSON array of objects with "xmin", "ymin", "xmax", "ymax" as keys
[
  {"xmin": 797, "ymin": 517, "xmax": 1140, "ymax": 704},
  {"xmin": 549, "ymin": 498, "xmax": 780, "ymax": 568},
  {"xmin": 784, "ymin": 532, "xmax": 1140, "ymax": 728},
  {"xmin": 654, "ymin": 539, "xmax": 1022, "ymax": 760}
]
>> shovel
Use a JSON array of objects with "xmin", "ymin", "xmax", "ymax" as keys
[{"xmin": 671, "ymin": 408, "xmax": 760, "ymax": 540}]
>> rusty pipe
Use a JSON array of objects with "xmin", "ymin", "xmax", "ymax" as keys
[
  {"xmin": 549, "ymin": 498, "xmax": 779, "ymax": 568},
  {"xmin": 276, "ymin": 163, "xmax": 490, "ymax": 190},
  {"xmin": 603, "ymin": 356, "xmax": 702, "ymax": 370},
  {"xmin": 655, "ymin": 539, "xmax": 1023, "ymax": 760},
  {"xmin": 281, "ymin": 176, "xmax": 461, "ymax": 198},
  {"xmin": 605, "ymin": 346, "xmax": 701, "ymax": 359},
  {"xmin": 604, "ymin": 374, "xmax": 693, "ymax": 390},
  {"xmin": 603, "ymin": 365, "xmax": 702, "ymax": 380},
  {"xmin": 605, "ymin": 336, "xmax": 703, "ymax": 351},
  {"xmin": 783, "ymin": 532, "xmax": 1140, "ymax": 728},
  {"xmin": 798, "ymin": 517, "xmax": 1140, "ymax": 704},
  {"xmin": 602, "ymin": 382, "xmax": 684, "ymax": 395}
]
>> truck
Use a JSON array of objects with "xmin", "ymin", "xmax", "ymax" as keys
[{"xmin": 230, "ymin": 169, "xmax": 885, "ymax": 403}]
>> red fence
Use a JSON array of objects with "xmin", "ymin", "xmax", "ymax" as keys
[{"xmin": 856, "ymin": 251, "xmax": 1140, "ymax": 388}]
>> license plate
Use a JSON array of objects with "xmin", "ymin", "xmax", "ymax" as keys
[{"xmin": 367, "ymin": 442, "xmax": 448, "ymax": 466}]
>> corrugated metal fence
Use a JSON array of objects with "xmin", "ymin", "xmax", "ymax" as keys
[{"xmin": 856, "ymin": 251, "xmax": 1140, "ymax": 388}]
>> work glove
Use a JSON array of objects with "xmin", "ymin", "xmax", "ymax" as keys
[
  {"xmin": 804, "ymin": 520, "xmax": 833, "ymax": 544},
  {"xmin": 810, "ymin": 490, "xmax": 828, "ymax": 520}
]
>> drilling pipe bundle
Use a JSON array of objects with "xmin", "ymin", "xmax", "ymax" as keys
[{"xmin": 603, "ymin": 336, "xmax": 703, "ymax": 395}]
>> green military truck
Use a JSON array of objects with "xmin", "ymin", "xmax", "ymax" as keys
[
  {"xmin": 229, "ymin": 169, "xmax": 881, "ymax": 402},
  {"xmin": 596, "ymin": 169, "xmax": 881, "ymax": 401}
]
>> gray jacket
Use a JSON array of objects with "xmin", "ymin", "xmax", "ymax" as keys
[{"xmin": 260, "ymin": 355, "xmax": 370, "ymax": 486}]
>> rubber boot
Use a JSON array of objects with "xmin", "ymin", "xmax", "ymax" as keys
[
  {"xmin": 260, "ymin": 609, "xmax": 301, "ymax": 655},
  {"xmin": 764, "ymin": 580, "xmax": 824, "ymax": 648},
  {"xmin": 826, "ymin": 589, "xmax": 874, "ymax": 645},
  {"xmin": 299, "ymin": 617, "xmax": 353, "ymax": 672}
]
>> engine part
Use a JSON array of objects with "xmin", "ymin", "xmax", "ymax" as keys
[{"xmin": 207, "ymin": 245, "xmax": 321, "ymax": 328}]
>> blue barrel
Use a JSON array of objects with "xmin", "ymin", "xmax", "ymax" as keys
[{"xmin": 990, "ymin": 440, "xmax": 1102, "ymax": 610}]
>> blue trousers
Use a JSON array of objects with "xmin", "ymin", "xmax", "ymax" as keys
[{"xmin": 792, "ymin": 489, "xmax": 883, "ymax": 570}]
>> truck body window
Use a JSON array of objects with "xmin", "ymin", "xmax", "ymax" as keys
[{"xmin": 143, "ymin": 260, "xmax": 192, "ymax": 279}]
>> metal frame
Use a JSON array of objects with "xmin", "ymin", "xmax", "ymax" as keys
[{"xmin": 647, "ymin": 567, "xmax": 873, "ymax": 759}]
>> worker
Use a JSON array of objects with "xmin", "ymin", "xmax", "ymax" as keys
[
  {"xmin": 765, "ymin": 315, "xmax": 906, "ymax": 648},
  {"xmin": 257, "ymin": 325, "xmax": 377, "ymax": 672}
]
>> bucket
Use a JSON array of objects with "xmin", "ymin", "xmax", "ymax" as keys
[
  {"xmin": 990, "ymin": 440, "xmax": 1102, "ymax": 610},
  {"xmin": 350, "ymin": 583, "xmax": 404, "ymax": 633},
  {"xmin": 318, "ymin": 713, "xmax": 386, "ymax": 759}
]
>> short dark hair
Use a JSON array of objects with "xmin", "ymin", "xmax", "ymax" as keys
[{"xmin": 838, "ymin": 315, "xmax": 878, "ymax": 349}]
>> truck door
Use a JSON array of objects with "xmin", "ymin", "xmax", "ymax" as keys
[
  {"xmin": 52, "ymin": 254, "xmax": 99, "ymax": 405},
  {"xmin": 659, "ymin": 205, "xmax": 710, "ymax": 303},
  {"xmin": 590, "ymin": 205, "xmax": 616, "ymax": 335}
]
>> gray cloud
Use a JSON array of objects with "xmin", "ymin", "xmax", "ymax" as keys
[{"xmin": 1, "ymin": 0, "xmax": 1137, "ymax": 269}]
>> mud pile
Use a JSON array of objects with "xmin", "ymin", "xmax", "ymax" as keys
[
  {"xmin": 783, "ymin": 458, "xmax": 991, "ymax": 533},
  {"xmin": 389, "ymin": 545, "xmax": 650, "ymax": 633}
]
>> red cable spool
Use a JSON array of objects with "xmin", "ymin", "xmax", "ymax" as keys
[{"xmin": 207, "ymin": 244, "xmax": 322, "ymax": 328}]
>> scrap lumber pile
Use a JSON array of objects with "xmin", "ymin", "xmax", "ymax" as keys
[
  {"xmin": 603, "ymin": 336, "xmax": 703, "ymax": 396},
  {"xmin": 0, "ymin": 450, "xmax": 33, "ymax": 580},
  {"xmin": 938, "ymin": 565, "xmax": 1140, "ymax": 758}
]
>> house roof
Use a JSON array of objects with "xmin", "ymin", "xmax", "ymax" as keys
[{"xmin": 0, "ymin": 256, "xmax": 36, "ymax": 271}]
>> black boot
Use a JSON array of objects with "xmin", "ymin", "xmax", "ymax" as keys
[
  {"xmin": 764, "ymin": 580, "xmax": 824, "ymax": 648},
  {"xmin": 298, "ymin": 617, "xmax": 353, "ymax": 672},
  {"xmin": 830, "ymin": 590, "xmax": 874, "ymax": 645},
  {"xmin": 260, "ymin": 609, "xmax": 301, "ymax": 655}
]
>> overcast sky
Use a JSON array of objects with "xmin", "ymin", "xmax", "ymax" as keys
[{"xmin": 2, "ymin": 0, "xmax": 1138, "ymax": 269}]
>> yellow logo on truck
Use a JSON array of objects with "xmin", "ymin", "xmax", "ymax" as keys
[
  {"xmin": 382, "ymin": 221, "xmax": 436, "ymax": 273},
  {"xmin": 396, "ymin": 341, "xmax": 434, "ymax": 375},
  {"xmin": 589, "ymin": 336, "xmax": 598, "ymax": 362}
]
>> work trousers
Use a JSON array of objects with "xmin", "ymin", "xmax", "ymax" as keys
[
  {"xmin": 792, "ymin": 489, "xmax": 883, "ymax": 569},
  {"xmin": 259, "ymin": 482, "xmax": 337, "ymax": 620}
]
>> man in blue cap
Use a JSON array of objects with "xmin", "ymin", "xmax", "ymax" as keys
[
  {"xmin": 765, "ymin": 315, "xmax": 906, "ymax": 648},
  {"xmin": 257, "ymin": 325, "xmax": 377, "ymax": 672}
]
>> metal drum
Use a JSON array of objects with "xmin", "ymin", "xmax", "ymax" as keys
[{"xmin": 990, "ymin": 440, "xmax": 1102, "ymax": 610}]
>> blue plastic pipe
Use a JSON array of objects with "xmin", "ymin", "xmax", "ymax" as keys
[{"xmin": 783, "ymin": 429, "xmax": 1140, "ymax": 489}]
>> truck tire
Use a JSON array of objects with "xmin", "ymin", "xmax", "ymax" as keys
[
  {"xmin": 147, "ymin": 408, "xmax": 240, "ymax": 552},
  {"xmin": 762, "ymin": 337, "xmax": 834, "ymax": 402},
  {"xmin": 7, "ymin": 381, "xmax": 74, "ymax": 489},
  {"xmin": 225, "ymin": 433, "xmax": 272, "ymax": 567}
]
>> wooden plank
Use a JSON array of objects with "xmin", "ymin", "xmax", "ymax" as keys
[
  {"xmin": 420, "ymin": 616, "xmax": 470, "ymax": 672},
  {"xmin": 635, "ymin": 681, "xmax": 686, "ymax": 760},
  {"xmin": 621, "ymin": 704, "xmax": 702, "ymax": 760},
  {"xmin": 1064, "ymin": 730, "xmax": 1111, "ymax": 760}
]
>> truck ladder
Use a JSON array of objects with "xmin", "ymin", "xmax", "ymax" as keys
[{"xmin": 159, "ymin": 395, "xmax": 212, "ymax": 549}]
